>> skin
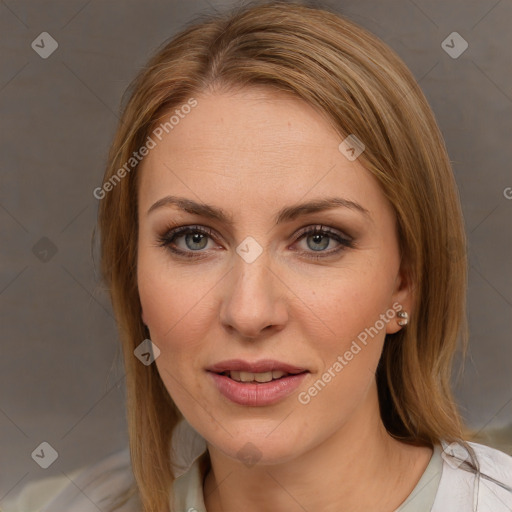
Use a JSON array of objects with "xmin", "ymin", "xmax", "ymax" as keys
[{"xmin": 137, "ymin": 86, "xmax": 432, "ymax": 512}]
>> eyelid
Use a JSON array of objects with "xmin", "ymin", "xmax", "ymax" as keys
[
  {"xmin": 156, "ymin": 222, "xmax": 355, "ymax": 260},
  {"xmin": 156, "ymin": 224, "xmax": 219, "ymax": 247},
  {"xmin": 157, "ymin": 220, "xmax": 353, "ymax": 241},
  {"xmin": 293, "ymin": 224, "xmax": 353, "ymax": 242},
  {"xmin": 291, "ymin": 225, "xmax": 355, "ymax": 259}
]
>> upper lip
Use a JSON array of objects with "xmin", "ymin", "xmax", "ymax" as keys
[{"xmin": 206, "ymin": 359, "xmax": 309, "ymax": 374}]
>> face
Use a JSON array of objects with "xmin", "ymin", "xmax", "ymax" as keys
[{"xmin": 136, "ymin": 87, "xmax": 411, "ymax": 465}]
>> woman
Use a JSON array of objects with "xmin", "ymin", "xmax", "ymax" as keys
[{"xmin": 3, "ymin": 1, "xmax": 511, "ymax": 511}]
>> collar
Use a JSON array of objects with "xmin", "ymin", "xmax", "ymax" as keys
[
  {"xmin": 167, "ymin": 420, "xmax": 510, "ymax": 512},
  {"xmin": 170, "ymin": 418, "xmax": 209, "ymax": 512}
]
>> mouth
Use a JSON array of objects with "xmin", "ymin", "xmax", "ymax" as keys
[
  {"xmin": 214, "ymin": 369, "xmax": 308, "ymax": 383},
  {"xmin": 207, "ymin": 367, "xmax": 310, "ymax": 406}
]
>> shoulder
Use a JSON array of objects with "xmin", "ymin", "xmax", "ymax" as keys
[
  {"xmin": 1, "ymin": 469, "xmax": 83, "ymax": 512},
  {"xmin": 467, "ymin": 440, "xmax": 512, "ymax": 476},
  {"xmin": 1, "ymin": 447, "xmax": 140, "ymax": 512},
  {"xmin": 433, "ymin": 440, "xmax": 512, "ymax": 511}
]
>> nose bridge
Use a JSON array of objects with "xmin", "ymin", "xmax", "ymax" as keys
[
  {"xmin": 235, "ymin": 243, "xmax": 271, "ymax": 294},
  {"xmin": 220, "ymin": 242, "xmax": 286, "ymax": 337}
]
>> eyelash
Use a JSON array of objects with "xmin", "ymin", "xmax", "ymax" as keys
[{"xmin": 156, "ymin": 224, "xmax": 355, "ymax": 260}]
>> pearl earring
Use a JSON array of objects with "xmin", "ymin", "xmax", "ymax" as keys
[{"xmin": 397, "ymin": 310, "xmax": 408, "ymax": 326}]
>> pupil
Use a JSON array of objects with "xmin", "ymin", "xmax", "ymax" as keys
[
  {"xmin": 309, "ymin": 234, "xmax": 328, "ymax": 251},
  {"xmin": 186, "ymin": 233, "xmax": 207, "ymax": 250}
]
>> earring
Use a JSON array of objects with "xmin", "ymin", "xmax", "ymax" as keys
[{"xmin": 397, "ymin": 310, "xmax": 408, "ymax": 326}]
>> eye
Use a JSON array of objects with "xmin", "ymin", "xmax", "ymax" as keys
[
  {"xmin": 156, "ymin": 225, "xmax": 218, "ymax": 259},
  {"xmin": 156, "ymin": 224, "xmax": 355, "ymax": 260},
  {"xmin": 292, "ymin": 225, "xmax": 354, "ymax": 259}
]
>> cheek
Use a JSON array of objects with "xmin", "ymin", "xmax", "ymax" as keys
[
  {"xmin": 296, "ymin": 284, "xmax": 388, "ymax": 422},
  {"xmin": 137, "ymin": 247, "xmax": 215, "ymax": 343},
  {"xmin": 137, "ymin": 251, "xmax": 223, "ymax": 409},
  {"xmin": 138, "ymin": 258, "xmax": 214, "ymax": 414},
  {"xmin": 293, "ymin": 271, "xmax": 392, "ymax": 405},
  {"xmin": 297, "ymin": 268, "xmax": 392, "ymax": 350}
]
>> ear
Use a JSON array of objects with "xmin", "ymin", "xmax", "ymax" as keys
[{"xmin": 386, "ymin": 264, "xmax": 414, "ymax": 335}]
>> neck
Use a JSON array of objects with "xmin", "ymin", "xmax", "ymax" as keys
[{"xmin": 202, "ymin": 385, "xmax": 432, "ymax": 512}]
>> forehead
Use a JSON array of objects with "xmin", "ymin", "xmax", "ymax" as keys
[
  {"xmin": 151, "ymin": 88, "xmax": 338, "ymax": 164},
  {"xmin": 137, "ymin": 87, "xmax": 387, "ymax": 221}
]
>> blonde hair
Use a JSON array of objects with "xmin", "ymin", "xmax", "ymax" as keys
[{"xmin": 96, "ymin": 1, "xmax": 473, "ymax": 510}]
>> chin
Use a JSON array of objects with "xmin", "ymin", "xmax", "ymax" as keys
[{"xmin": 205, "ymin": 423, "xmax": 310, "ymax": 467}]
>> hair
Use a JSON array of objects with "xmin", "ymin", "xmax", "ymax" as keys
[{"xmin": 95, "ymin": 1, "xmax": 477, "ymax": 510}]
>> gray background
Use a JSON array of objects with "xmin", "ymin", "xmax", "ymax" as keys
[{"xmin": 1, "ymin": 0, "xmax": 511, "ymax": 502}]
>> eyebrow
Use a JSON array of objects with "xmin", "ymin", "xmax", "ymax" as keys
[{"xmin": 147, "ymin": 195, "xmax": 372, "ymax": 225}]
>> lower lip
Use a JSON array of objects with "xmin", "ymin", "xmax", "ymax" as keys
[{"xmin": 207, "ymin": 371, "xmax": 309, "ymax": 406}]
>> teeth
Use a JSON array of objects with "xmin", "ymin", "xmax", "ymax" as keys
[{"xmin": 227, "ymin": 370, "xmax": 288, "ymax": 383}]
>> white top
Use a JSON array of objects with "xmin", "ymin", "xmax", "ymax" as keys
[{"xmin": 2, "ymin": 419, "xmax": 511, "ymax": 512}]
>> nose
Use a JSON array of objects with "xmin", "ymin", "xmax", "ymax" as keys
[{"xmin": 219, "ymin": 250, "xmax": 288, "ymax": 340}]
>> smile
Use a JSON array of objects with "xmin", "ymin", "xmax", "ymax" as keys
[{"xmin": 207, "ymin": 370, "xmax": 309, "ymax": 406}]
